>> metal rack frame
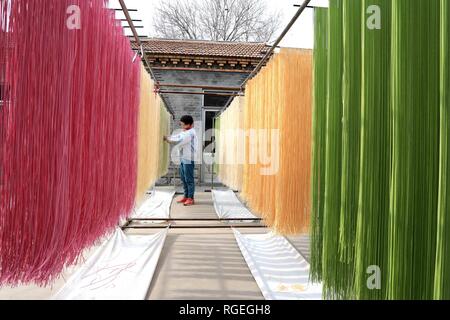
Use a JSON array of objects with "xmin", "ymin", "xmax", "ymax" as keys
[
  {"xmin": 121, "ymin": 217, "xmax": 266, "ymax": 230},
  {"xmin": 118, "ymin": 0, "xmax": 176, "ymax": 119}
]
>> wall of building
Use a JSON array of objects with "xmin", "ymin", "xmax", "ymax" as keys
[{"xmin": 153, "ymin": 69, "xmax": 248, "ymax": 187}]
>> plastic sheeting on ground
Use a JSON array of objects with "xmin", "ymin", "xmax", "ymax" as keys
[
  {"xmin": 132, "ymin": 189, "xmax": 175, "ymax": 223},
  {"xmin": 233, "ymin": 229, "xmax": 322, "ymax": 300},
  {"xmin": 212, "ymin": 189, "xmax": 258, "ymax": 221},
  {"xmin": 53, "ymin": 228, "xmax": 168, "ymax": 300}
]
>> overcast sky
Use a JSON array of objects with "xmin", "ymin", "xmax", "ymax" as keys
[{"xmin": 110, "ymin": 0, "xmax": 328, "ymax": 49}]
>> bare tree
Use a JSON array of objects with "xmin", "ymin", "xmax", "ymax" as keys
[{"xmin": 153, "ymin": 0, "xmax": 282, "ymax": 42}]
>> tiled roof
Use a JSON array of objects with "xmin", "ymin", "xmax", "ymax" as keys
[{"xmin": 132, "ymin": 38, "xmax": 269, "ymax": 59}]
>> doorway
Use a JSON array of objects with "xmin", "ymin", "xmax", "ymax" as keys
[{"xmin": 201, "ymin": 108, "xmax": 220, "ymax": 184}]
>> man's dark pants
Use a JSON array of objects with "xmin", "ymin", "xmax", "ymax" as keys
[{"xmin": 180, "ymin": 160, "xmax": 195, "ymax": 199}]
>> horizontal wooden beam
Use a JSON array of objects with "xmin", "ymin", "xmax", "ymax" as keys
[
  {"xmin": 159, "ymin": 90, "xmax": 243, "ymax": 97},
  {"xmin": 158, "ymin": 83, "xmax": 243, "ymax": 91},
  {"xmin": 131, "ymin": 52, "xmax": 263, "ymax": 64},
  {"xmin": 152, "ymin": 66, "xmax": 251, "ymax": 74}
]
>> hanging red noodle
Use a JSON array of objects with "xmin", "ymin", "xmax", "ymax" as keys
[{"xmin": 0, "ymin": 0, "xmax": 140, "ymax": 285}]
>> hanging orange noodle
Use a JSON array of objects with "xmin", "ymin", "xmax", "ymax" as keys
[
  {"xmin": 219, "ymin": 49, "xmax": 312, "ymax": 235},
  {"xmin": 274, "ymin": 49, "xmax": 312, "ymax": 235}
]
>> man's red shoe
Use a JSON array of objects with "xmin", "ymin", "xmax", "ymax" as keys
[
  {"xmin": 183, "ymin": 198, "xmax": 195, "ymax": 206},
  {"xmin": 177, "ymin": 197, "xmax": 189, "ymax": 204}
]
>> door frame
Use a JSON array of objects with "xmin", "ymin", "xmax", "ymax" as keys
[{"xmin": 201, "ymin": 107, "xmax": 221, "ymax": 183}]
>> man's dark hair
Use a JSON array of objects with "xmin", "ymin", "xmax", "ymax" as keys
[{"xmin": 180, "ymin": 115, "xmax": 194, "ymax": 125}]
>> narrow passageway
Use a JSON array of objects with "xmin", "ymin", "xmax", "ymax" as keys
[
  {"xmin": 0, "ymin": 187, "xmax": 311, "ymax": 300},
  {"xmin": 141, "ymin": 188, "xmax": 311, "ymax": 300},
  {"xmin": 146, "ymin": 190, "xmax": 264, "ymax": 300}
]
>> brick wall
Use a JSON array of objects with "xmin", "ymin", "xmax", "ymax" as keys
[{"xmin": 154, "ymin": 69, "xmax": 247, "ymax": 186}]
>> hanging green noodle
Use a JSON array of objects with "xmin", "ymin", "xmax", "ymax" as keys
[
  {"xmin": 354, "ymin": 0, "xmax": 392, "ymax": 300},
  {"xmin": 310, "ymin": 7, "xmax": 328, "ymax": 284},
  {"xmin": 322, "ymin": 0, "xmax": 348, "ymax": 299},
  {"xmin": 388, "ymin": 0, "xmax": 440, "ymax": 300},
  {"xmin": 337, "ymin": 1, "xmax": 362, "ymax": 298},
  {"xmin": 434, "ymin": 0, "xmax": 450, "ymax": 300},
  {"xmin": 311, "ymin": 0, "xmax": 450, "ymax": 300}
]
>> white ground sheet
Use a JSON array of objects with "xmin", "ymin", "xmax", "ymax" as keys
[
  {"xmin": 53, "ymin": 228, "xmax": 168, "ymax": 300},
  {"xmin": 233, "ymin": 229, "xmax": 323, "ymax": 300},
  {"xmin": 133, "ymin": 189, "xmax": 175, "ymax": 222},
  {"xmin": 212, "ymin": 189, "xmax": 258, "ymax": 221}
]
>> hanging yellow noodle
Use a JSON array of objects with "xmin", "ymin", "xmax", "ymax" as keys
[
  {"xmin": 274, "ymin": 49, "xmax": 312, "ymax": 234},
  {"xmin": 221, "ymin": 48, "xmax": 312, "ymax": 235},
  {"xmin": 136, "ymin": 65, "xmax": 171, "ymax": 202},
  {"xmin": 217, "ymin": 97, "xmax": 245, "ymax": 190},
  {"xmin": 158, "ymin": 100, "xmax": 171, "ymax": 178}
]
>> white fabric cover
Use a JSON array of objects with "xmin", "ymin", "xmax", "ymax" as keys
[
  {"xmin": 133, "ymin": 189, "xmax": 175, "ymax": 222},
  {"xmin": 233, "ymin": 229, "xmax": 323, "ymax": 300},
  {"xmin": 212, "ymin": 189, "xmax": 258, "ymax": 220},
  {"xmin": 53, "ymin": 228, "xmax": 168, "ymax": 300}
]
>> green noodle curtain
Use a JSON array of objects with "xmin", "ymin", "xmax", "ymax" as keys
[
  {"xmin": 310, "ymin": 7, "xmax": 328, "ymax": 283},
  {"xmin": 434, "ymin": 0, "xmax": 450, "ymax": 300},
  {"xmin": 354, "ymin": 0, "xmax": 392, "ymax": 300},
  {"xmin": 388, "ymin": 0, "xmax": 440, "ymax": 300},
  {"xmin": 322, "ymin": 0, "xmax": 346, "ymax": 299},
  {"xmin": 336, "ymin": 0, "xmax": 362, "ymax": 299},
  {"xmin": 311, "ymin": 0, "xmax": 450, "ymax": 300}
]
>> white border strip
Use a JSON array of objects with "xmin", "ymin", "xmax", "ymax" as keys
[
  {"xmin": 52, "ymin": 228, "xmax": 168, "ymax": 300},
  {"xmin": 233, "ymin": 229, "xmax": 322, "ymax": 300}
]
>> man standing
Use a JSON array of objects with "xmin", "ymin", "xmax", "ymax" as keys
[{"xmin": 164, "ymin": 115, "xmax": 198, "ymax": 206}]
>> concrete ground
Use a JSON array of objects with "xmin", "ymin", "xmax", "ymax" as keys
[{"xmin": 0, "ymin": 187, "xmax": 310, "ymax": 300}]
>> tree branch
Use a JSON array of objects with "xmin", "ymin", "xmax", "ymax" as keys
[{"xmin": 153, "ymin": 0, "xmax": 281, "ymax": 42}]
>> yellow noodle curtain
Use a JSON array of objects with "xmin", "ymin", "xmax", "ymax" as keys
[
  {"xmin": 136, "ymin": 65, "xmax": 171, "ymax": 202},
  {"xmin": 217, "ymin": 97, "xmax": 245, "ymax": 191},
  {"xmin": 217, "ymin": 48, "xmax": 312, "ymax": 235}
]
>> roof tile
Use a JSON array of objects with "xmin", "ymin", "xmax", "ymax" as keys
[{"xmin": 132, "ymin": 38, "xmax": 269, "ymax": 59}]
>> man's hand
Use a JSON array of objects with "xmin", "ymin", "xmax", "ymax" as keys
[{"xmin": 164, "ymin": 136, "xmax": 175, "ymax": 144}]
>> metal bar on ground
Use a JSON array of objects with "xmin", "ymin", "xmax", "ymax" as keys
[
  {"xmin": 129, "ymin": 218, "xmax": 263, "ymax": 221},
  {"xmin": 121, "ymin": 218, "xmax": 133, "ymax": 229},
  {"xmin": 122, "ymin": 225, "xmax": 267, "ymax": 230}
]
